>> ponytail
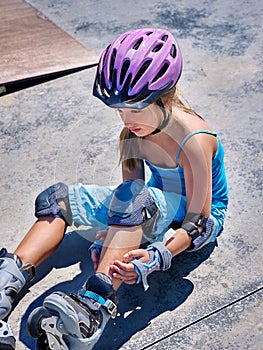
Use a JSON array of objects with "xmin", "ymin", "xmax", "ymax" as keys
[
  {"xmin": 171, "ymin": 87, "xmax": 203, "ymax": 120},
  {"xmin": 119, "ymin": 127, "xmax": 142, "ymax": 172}
]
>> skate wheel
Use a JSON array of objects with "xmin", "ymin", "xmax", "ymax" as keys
[
  {"xmin": 36, "ymin": 334, "xmax": 51, "ymax": 350},
  {"xmin": 27, "ymin": 306, "xmax": 50, "ymax": 338}
]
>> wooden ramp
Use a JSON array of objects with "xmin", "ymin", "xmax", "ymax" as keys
[{"xmin": 0, "ymin": 0, "xmax": 98, "ymax": 94}]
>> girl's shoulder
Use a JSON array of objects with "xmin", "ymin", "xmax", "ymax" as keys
[
  {"xmin": 171, "ymin": 111, "xmax": 218, "ymax": 166},
  {"xmin": 176, "ymin": 129, "xmax": 218, "ymax": 167}
]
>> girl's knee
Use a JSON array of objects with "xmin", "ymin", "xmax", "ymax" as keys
[{"xmin": 107, "ymin": 180, "xmax": 159, "ymax": 232}]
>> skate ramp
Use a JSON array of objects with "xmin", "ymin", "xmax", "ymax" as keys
[{"xmin": 0, "ymin": 0, "xmax": 98, "ymax": 94}]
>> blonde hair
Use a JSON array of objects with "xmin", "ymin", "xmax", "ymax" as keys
[{"xmin": 119, "ymin": 86, "xmax": 203, "ymax": 172}]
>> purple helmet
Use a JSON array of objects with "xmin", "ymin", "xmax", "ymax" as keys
[{"xmin": 93, "ymin": 28, "xmax": 182, "ymax": 109}]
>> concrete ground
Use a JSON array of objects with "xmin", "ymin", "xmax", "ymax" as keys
[{"xmin": 1, "ymin": 0, "xmax": 262, "ymax": 349}]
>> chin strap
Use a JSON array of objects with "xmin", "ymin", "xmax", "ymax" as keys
[{"xmin": 151, "ymin": 98, "xmax": 171, "ymax": 135}]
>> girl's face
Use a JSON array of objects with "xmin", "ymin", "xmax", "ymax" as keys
[{"xmin": 117, "ymin": 104, "xmax": 163, "ymax": 137}]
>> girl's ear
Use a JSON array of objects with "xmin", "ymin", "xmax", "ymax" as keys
[
  {"xmin": 159, "ymin": 87, "xmax": 176, "ymax": 110},
  {"xmin": 161, "ymin": 96, "xmax": 173, "ymax": 110}
]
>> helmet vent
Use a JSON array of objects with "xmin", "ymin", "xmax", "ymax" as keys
[
  {"xmin": 102, "ymin": 87, "xmax": 110, "ymax": 98},
  {"xmin": 109, "ymin": 49, "xmax": 117, "ymax": 83},
  {"xmin": 161, "ymin": 34, "xmax": 168, "ymax": 42},
  {"xmin": 170, "ymin": 44, "xmax": 177, "ymax": 58},
  {"xmin": 152, "ymin": 43, "xmax": 163, "ymax": 52},
  {"xmin": 133, "ymin": 38, "xmax": 143, "ymax": 50},
  {"xmin": 131, "ymin": 60, "xmax": 152, "ymax": 88},
  {"xmin": 152, "ymin": 63, "xmax": 169, "ymax": 83},
  {"xmin": 120, "ymin": 34, "xmax": 129, "ymax": 43},
  {"xmin": 102, "ymin": 44, "xmax": 111, "ymax": 68},
  {"xmin": 146, "ymin": 31, "xmax": 153, "ymax": 36},
  {"xmin": 120, "ymin": 60, "xmax": 131, "ymax": 85},
  {"xmin": 96, "ymin": 81, "xmax": 102, "ymax": 96}
]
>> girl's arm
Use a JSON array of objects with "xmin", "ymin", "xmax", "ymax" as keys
[
  {"xmin": 122, "ymin": 159, "xmax": 145, "ymax": 182},
  {"xmin": 165, "ymin": 132, "xmax": 216, "ymax": 255},
  {"xmin": 110, "ymin": 134, "xmax": 217, "ymax": 284}
]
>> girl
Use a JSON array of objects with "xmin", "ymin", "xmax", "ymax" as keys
[{"xmin": 0, "ymin": 28, "xmax": 228, "ymax": 350}]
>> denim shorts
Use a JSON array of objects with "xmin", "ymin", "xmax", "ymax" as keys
[{"xmin": 69, "ymin": 183, "xmax": 227, "ymax": 244}]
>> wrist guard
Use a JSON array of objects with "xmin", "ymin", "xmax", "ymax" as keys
[
  {"xmin": 182, "ymin": 213, "xmax": 214, "ymax": 251},
  {"xmin": 131, "ymin": 241, "xmax": 172, "ymax": 291},
  {"xmin": 89, "ymin": 239, "xmax": 104, "ymax": 258}
]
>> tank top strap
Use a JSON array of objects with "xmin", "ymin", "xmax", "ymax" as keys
[{"xmin": 175, "ymin": 129, "xmax": 217, "ymax": 165}]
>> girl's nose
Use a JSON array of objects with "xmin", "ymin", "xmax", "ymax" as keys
[{"xmin": 119, "ymin": 110, "xmax": 133, "ymax": 125}]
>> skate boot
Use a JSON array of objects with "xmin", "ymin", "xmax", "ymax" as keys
[
  {"xmin": 0, "ymin": 320, "xmax": 16, "ymax": 350},
  {"xmin": 0, "ymin": 248, "xmax": 35, "ymax": 350},
  {"xmin": 27, "ymin": 272, "xmax": 118, "ymax": 350}
]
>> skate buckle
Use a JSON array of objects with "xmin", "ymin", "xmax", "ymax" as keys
[
  {"xmin": 79, "ymin": 290, "xmax": 117, "ymax": 318},
  {"xmin": 103, "ymin": 299, "xmax": 117, "ymax": 318},
  {"xmin": 20, "ymin": 263, "xmax": 35, "ymax": 282}
]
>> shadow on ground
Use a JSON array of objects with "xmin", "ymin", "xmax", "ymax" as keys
[{"xmin": 15, "ymin": 229, "xmax": 216, "ymax": 349}]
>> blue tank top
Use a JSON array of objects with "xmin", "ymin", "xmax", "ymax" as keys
[{"xmin": 145, "ymin": 130, "xmax": 228, "ymax": 209}]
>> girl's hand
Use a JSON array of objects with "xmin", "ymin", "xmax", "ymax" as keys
[
  {"xmin": 90, "ymin": 248, "xmax": 100, "ymax": 271},
  {"xmin": 90, "ymin": 229, "xmax": 108, "ymax": 271},
  {"xmin": 96, "ymin": 229, "xmax": 108, "ymax": 240},
  {"xmin": 110, "ymin": 249, "xmax": 150, "ymax": 284}
]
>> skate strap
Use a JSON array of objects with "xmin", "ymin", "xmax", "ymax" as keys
[
  {"xmin": 20, "ymin": 263, "xmax": 35, "ymax": 282},
  {"xmin": 79, "ymin": 290, "xmax": 117, "ymax": 318},
  {"xmin": 0, "ymin": 248, "xmax": 35, "ymax": 282}
]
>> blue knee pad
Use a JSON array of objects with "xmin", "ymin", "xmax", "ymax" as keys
[
  {"xmin": 35, "ymin": 183, "xmax": 72, "ymax": 225},
  {"xmin": 107, "ymin": 180, "xmax": 159, "ymax": 234}
]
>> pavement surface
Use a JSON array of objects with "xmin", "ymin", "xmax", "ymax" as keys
[{"xmin": 0, "ymin": 0, "xmax": 262, "ymax": 349}]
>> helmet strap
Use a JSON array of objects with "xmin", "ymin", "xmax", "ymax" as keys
[{"xmin": 151, "ymin": 98, "xmax": 171, "ymax": 135}]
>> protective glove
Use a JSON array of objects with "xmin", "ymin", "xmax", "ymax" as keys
[{"xmin": 131, "ymin": 241, "xmax": 173, "ymax": 291}]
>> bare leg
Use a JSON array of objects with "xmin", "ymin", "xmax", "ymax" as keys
[
  {"xmin": 24, "ymin": 225, "xmax": 142, "ymax": 350},
  {"xmin": 14, "ymin": 217, "xmax": 66, "ymax": 267},
  {"xmin": 97, "ymin": 225, "xmax": 142, "ymax": 290}
]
